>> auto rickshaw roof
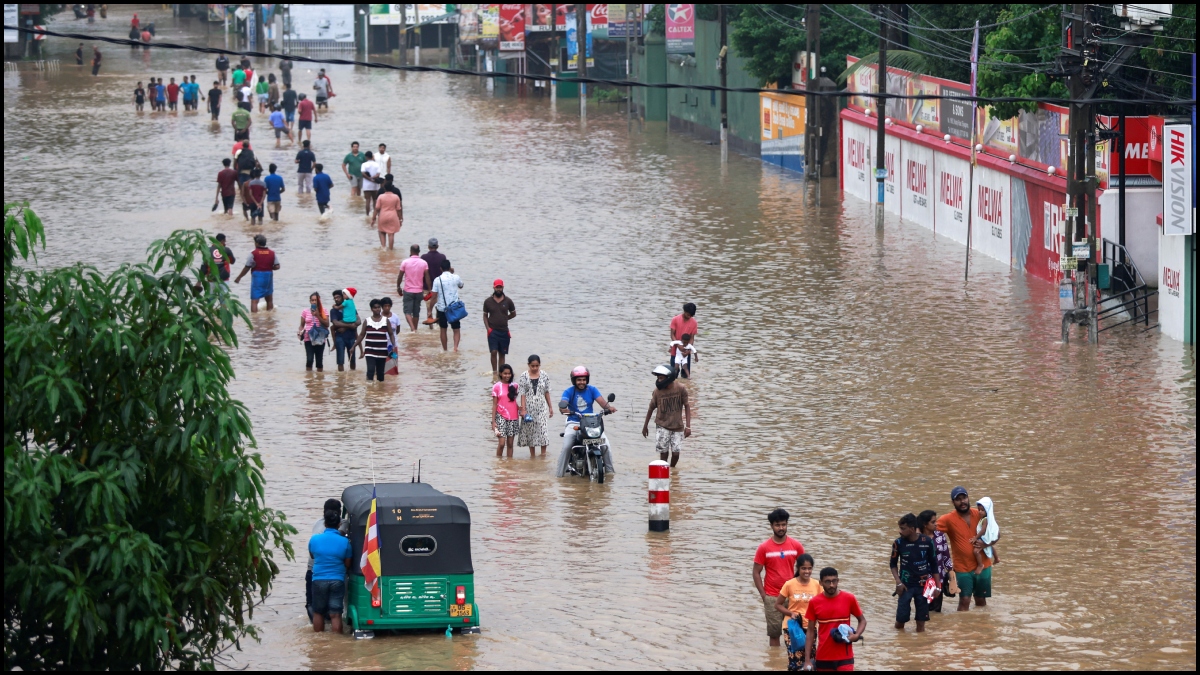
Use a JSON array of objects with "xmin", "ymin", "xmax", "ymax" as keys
[{"xmin": 341, "ymin": 483, "xmax": 470, "ymax": 527}]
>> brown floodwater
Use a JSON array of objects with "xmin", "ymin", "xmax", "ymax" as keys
[{"xmin": 5, "ymin": 8, "xmax": 1195, "ymax": 670}]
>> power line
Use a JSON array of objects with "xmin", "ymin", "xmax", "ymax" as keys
[
  {"xmin": 5, "ymin": 25, "xmax": 1194, "ymax": 107},
  {"xmin": 1092, "ymin": 3, "xmax": 1195, "ymax": 22}
]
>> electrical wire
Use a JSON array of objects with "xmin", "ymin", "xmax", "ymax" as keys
[
  {"xmin": 6, "ymin": 25, "xmax": 1194, "ymax": 107},
  {"xmin": 1092, "ymin": 4, "xmax": 1195, "ymax": 22}
]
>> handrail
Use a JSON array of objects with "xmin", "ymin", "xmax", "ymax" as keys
[{"xmin": 1102, "ymin": 238, "xmax": 1147, "ymax": 288}]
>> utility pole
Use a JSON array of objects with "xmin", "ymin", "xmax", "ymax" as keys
[
  {"xmin": 626, "ymin": 4, "xmax": 634, "ymax": 121},
  {"xmin": 718, "ymin": 4, "xmax": 728, "ymax": 162},
  {"xmin": 252, "ymin": 3, "xmax": 264, "ymax": 50},
  {"xmin": 805, "ymin": 4, "xmax": 819, "ymax": 182},
  {"xmin": 874, "ymin": 4, "xmax": 888, "ymax": 229},
  {"xmin": 399, "ymin": 4, "xmax": 408, "ymax": 66},
  {"xmin": 576, "ymin": 3, "xmax": 587, "ymax": 121},
  {"xmin": 550, "ymin": 3, "xmax": 558, "ymax": 105}
]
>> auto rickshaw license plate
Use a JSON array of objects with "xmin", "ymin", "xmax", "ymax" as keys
[{"xmin": 449, "ymin": 603, "xmax": 473, "ymax": 617}]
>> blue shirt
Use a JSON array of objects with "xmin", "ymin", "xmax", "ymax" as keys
[
  {"xmin": 269, "ymin": 110, "xmax": 286, "ymax": 129},
  {"xmin": 181, "ymin": 82, "xmax": 199, "ymax": 100},
  {"xmin": 312, "ymin": 172, "xmax": 333, "ymax": 202},
  {"xmin": 308, "ymin": 528, "xmax": 352, "ymax": 581},
  {"xmin": 560, "ymin": 384, "xmax": 603, "ymax": 423},
  {"xmin": 155, "ymin": 84, "xmax": 166, "ymax": 100},
  {"xmin": 263, "ymin": 173, "xmax": 285, "ymax": 201}
]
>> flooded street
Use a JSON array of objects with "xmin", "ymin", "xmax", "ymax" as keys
[{"xmin": 4, "ymin": 9, "xmax": 1195, "ymax": 670}]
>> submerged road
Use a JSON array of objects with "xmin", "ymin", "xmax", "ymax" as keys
[{"xmin": 4, "ymin": 8, "xmax": 1195, "ymax": 670}]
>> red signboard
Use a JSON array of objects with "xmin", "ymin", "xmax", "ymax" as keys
[{"xmin": 499, "ymin": 4, "xmax": 525, "ymax": 50}]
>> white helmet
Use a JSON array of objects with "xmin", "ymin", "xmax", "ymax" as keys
[{"xmin": 652, "ymin": 364, "xmax": 674, "ymax": 377}]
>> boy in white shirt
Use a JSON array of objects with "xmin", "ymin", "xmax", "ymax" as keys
[
  {"xmin": 669, "ymin": 333, "xmax": 698, "ymax": 378},
  {"xmin": 360, "ymin": 151, "xmax": 381, "ymax": 217}
]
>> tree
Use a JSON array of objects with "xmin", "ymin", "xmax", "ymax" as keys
[
  {"xmin": 3, "ymin": 204, "xmax": 295, "ymax": 670},
  {"xmin": 977, "ymin": 5, "xmax": 1066, "ymax": 120},
  {"xmin": 729, "ymin": 5, "xmax": 877, "ymax": 86},
  {"xmin": 1138, "ymin": 4, "xmax": 1196, "ymax": 106}
]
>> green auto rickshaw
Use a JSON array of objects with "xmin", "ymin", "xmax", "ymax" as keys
[{"xmin": 341, "ymin": 482, "xmax": 480, "ymax": 634}]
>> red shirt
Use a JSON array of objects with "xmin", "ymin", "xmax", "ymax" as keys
[
  {"xmin": 216, "ymin": 168, "xmax": 238, "ymax": 197},
  {"xmin": 753, "ymin": 537, "xmax": 805, "ymax": 596},
  {"xmin": 804, "ymin": 591, "xmax": 861, "ymax": 664},
  {"xmin": 670, "ymin": 314, "xmax": 697, "ymax": 355},
  {"xmin": 297, "ymin": 98, "xmax": 315, "ymax": 121},
  {"xmin": 167, "ymin": 83, "xmax": 180, "ymax": 101}
]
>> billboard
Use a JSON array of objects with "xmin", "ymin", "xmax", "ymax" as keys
[
  {"xmin": 665, "ymin": 4, "xmax": 694, "ymax": 54},
  {"xmin": 4, "ymin": 4, "xmax": 18, "ymax": 43},
  {"xmin": 935, "ymin": 152, "xmax": 970, "ymax": 245},
  {"xmin": 370, "ymin": 5, "xmax": 451, "ymax": 26},
  {"xmin": 883, "ymin": 133, "xmax": 902, "ymax": 214},
  {"xmin": 499, "ymin": 4, "xmax": 525, "ymax": 50},
  {"xmin": 526, "ymin": 4, "xmax": 566, "ymax": 31},
  {"xmin": 901, "ymin": 140, "xmax": 935, "ymax": 230},
  {"xmin": 287, "ymin": 4, "xmax": 354, "ymax": 42},
  {"xmin": 481, "ymin": 4, "xmax": 499, "ymax": 38},
  {"xmin": 1163, "ymin": 123, "xmax": 1194, "ymax": 236},
  {"xmin": 842, "ymin": 119, "xmax": 874, "ymax": 203},
  {"xmin": 760, "ymin": 90, "xmax": 806, "ymax": 173},
  {"xmin": 1011, "ymin": 178, "xmax": 1066, "ymax": 283},
  {"xmin": 609, "ymin": 4, "xmax": 644, "ymax": 37},
  {"xmin": 972, "ymin": 165, "xmax": 1011, "ymax": 266},
  {"xmin": 458, "ymin": 4, "xmax": 480, "ymax": 40}
]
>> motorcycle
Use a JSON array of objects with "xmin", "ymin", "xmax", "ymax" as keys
[{"xmin": 561, "ymin": 393, "xmax": 616, "ymax": 483}]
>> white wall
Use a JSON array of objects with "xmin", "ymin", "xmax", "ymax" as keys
[
  {"xmin": 842, "ymin": 120, "xmax": 874, "ymax": 203},
  {"xmin": 900, "ymin": 139, "xmax": 935, "ymax": 230},
  {"xmin": 972, "ymin": 165, "xmax": 1012, "ymax": 266},
  {"xmin": 935, "ymin": 152, "xmax": 970, "ymax": 245},
  {"xmin": 1159, "ymin": 231, "xmax": 1187, "ymax": 341},
  {"xmin": 1098, "ymin": 187, "xmax": 1163, "ymax": 287}
]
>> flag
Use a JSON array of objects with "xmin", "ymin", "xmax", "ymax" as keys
[
  {"xmin": 969, "ymin": 20, "xmax": 980, "ymax": 165},
  {"xmin": 360, "ymin": 488, "xmax": 381, "ymax": 592}
]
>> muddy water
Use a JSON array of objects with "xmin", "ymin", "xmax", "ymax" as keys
[{"xmin": 5, "ymin": 8, "xmax": 1195, "ymax": 670}]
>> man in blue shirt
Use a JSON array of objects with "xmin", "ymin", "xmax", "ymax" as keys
[
  {"xmin": 308, "ymin": 510, "xmax": 351, "ymax": 633},
  {"xmin": 269, "ymin": 104, "xmax": 293, "ymax": 147},
  {"xmin": 312, "ymin": 163, "xmax": 334, "ymax": 214},
  {"xmin": 263, "ymin": 163, "xmax": 286, "ymax": 221},
  {"xmin": 295, "ymin": 140, "xmax": 316, "ymax": 193},
  {"xmin": 555, "ymin": 365, "xmax": 617, "ymax": 477}
]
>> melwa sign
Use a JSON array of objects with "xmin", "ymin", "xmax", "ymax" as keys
[
  {"xmin": 1163, "ymin": 123, "xmax": 1194, "ymax": 236},
  {"xmin": 665, "ymin": 4, "xmax": 694, "ymax": 55}
]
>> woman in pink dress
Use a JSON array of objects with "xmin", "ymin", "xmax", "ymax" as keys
[{"xmin": 370, "ymin": 174, "xmax": 403, "ymax": 250}]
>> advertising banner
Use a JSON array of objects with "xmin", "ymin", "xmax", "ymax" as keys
[
  {"xmin": 978, "ymin": 106, "xmax": 1018, "ymax": 157},
  {"xmin": 907, "ymin": 77, "xmax": 939, "ymax": 127},
  {"xmin": 482, "ymin": 4, "xmax": 500, "ymax": 38},
  {"xmin": 287, "ymin": 4, "xmax": 355, "ymax": 42},
  {"xmin": 900, "ymin": 140, "xmax": 935, "ymax": 230},
  {"xmin": 939, "ymin": 85, "xmax": 973, "ymax": 140},
  {"xmin": 565, "ymin": 9, "xmax": 592, "ymax": 70},
  {"xmin": 370, "ymin": 5, "xmax": 451, "ymax": 26},
  {"xmin": 4, "ymin": 4, "xmax": 18, "ymax": 43},
  {"xmin": 972, "ymin": 165, "xmax": 1012, "ymax": 266},
  {"xmin": 609, "ymin": 4, "xmax": 643, "ymax": 37},
  {"xmin": 665, "ymin": 4, "xmax": 694, "ymax": 54},
  {"xmin": 1163, "ymin": 123, "xmax": 1194, "ymax": 236},
  {"xmin": 883, "ymin": 133, "xmax": 902, "ymax": 214},
  {"xmin": 935, "ymin": 152, "xmax": 970, "ymax": 245},
  {"xmin": 589, "ymin": 3, "xmax": 608, "ymax": 29},
  {"xmin": 1011, "ymin": 178, "xmax": 1065, "ymax": 283},
  {"xmin": 499, "ymin": 4, "xmax": 525, "ymax": 50},
  {"xmin": 1159, "ymin": 232, "xmax": 1187, "ymax": 340},
  {"xmin": 1016, "ymin": 106, "xmax": 1064, "ymax": 173},
  {"xmin": 842, "ymin": 120, "xmax": 874, "ymax": 203},
  {"xmin": 760, "ymin": 90, "xmax": 806, "ymax": 173},
  {"xmin": 458, "ymin": 5, "xmax": 480, "ymax": 40}
]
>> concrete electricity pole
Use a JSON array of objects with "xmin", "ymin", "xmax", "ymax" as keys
[
  {"xmin": 874, "ymin": 4, "xmax": 888, "ymax": 229},
  {"xmin": 399, "ymin": 4, "xmax": 408, "ymax": 66},
  {"xmin": 626, "ymin": 4, "xmax": 634, "ymax": 121},
  {"xmin": 718, "ymin": 4, "xmax": 728, "ymax": 162},
  {"xmin": 805, "ymin": 4, "xmax": 820, "ymax": 182},
  {"xmin": 576, "ymin": 4, "xmax": 587, "ymax": 120}
]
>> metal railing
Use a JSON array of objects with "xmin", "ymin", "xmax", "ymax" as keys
[{"xmin": 1098, "ymin": 238, "xmax": 1157, "ymax": 333}]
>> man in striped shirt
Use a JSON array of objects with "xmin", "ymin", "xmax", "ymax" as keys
[{"xmin": 355, "ymin": 299, "xmax": 396, "ymax": 382}]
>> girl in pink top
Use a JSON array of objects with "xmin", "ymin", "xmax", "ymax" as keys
[
  {"xmin": 297, "ymin": 292, "xmax": 330, "ymax": 372},
  {"xmin": 492, "ymin": 364, "xmax": 520, "ymax": 457}
]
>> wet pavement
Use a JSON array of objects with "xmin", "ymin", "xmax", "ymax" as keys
[{"xmin": 4, "ymin": 7, "xmax": 1196, "ymax": 670}]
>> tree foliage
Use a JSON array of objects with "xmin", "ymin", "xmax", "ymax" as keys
[
  {"xmin": 729, "ymin": 5, "xmax": 879, "ymax": 86},
  {"xmin": 977, "ymin": 4, "xmax": 1067, "ymax": 120},
  {"xmin": 1138, "ymin": 3, "xmax": 1197, "ymax": 105},
  {"xmin": 3, "ymin": 205, "xmax": 295, "ymax": 670}
]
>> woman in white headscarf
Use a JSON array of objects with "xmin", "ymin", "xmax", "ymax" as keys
[{"xmin": 974, "ymin": 497, "xmax": 1001, "ymax": 565}]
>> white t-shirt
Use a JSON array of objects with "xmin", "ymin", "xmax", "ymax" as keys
[
  {"xmin": 385, "ymin": 313, "xmax": 403, "ymax": 349},
  {"xmin": 433, "ymin": 272, "xmax": 463, "ymax": 311},
  {"xmin": 670, "ymin": 341, "xmax": 696, "ymax": 367},
  {"xmin": 361, "ymin": 160, "xmax": 381, "ymax": 191},
  {"xmin": 240, "ymin": 85, "xmax": 252, "ymax": 103},
  {"xmin": 376, "ymin": 152, "xmax": 391, "ymax": 175}
]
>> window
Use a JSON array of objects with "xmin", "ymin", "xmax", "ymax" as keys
[{"xmin": 400, "ymin": 535, "xmax": 437, "ymax": 556}]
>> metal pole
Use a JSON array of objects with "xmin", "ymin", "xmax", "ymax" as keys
[
  {"xmin": 576, "ymin": 3, "xmax": 587, "ymax": 121},
  {"xmin": 626, "ymin": 4, "xmax": 633, "ymax": 120},
  {"xmin": 1118, "ymin": 109, "xmax": 1126, "ymax": 262},
  {"xmin": 805, "ymin": 4, "xmax": 815, "ymax": 181},
  {"xmin": 719, "ymin": 4, "xmax": 728, "ymax": 162},
  {"xmin": 874, "ymin": 5, "xmax": 887, "ymax": 229},
  {"xmin": 400, "ymin": 4, "xmax": 407, "ymax": 66},
  {"xmin": 414, "ymin": 4, "xmax": 421, "ymax": 66}
]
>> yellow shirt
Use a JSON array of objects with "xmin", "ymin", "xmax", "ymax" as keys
[{"xmin": 778, "ymin": 577, "xmax": 822, "ymax": 629}]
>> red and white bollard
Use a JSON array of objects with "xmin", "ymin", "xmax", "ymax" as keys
[{"xmin": 649, "ymin": 460, "xmax": 670, "ymax": 531}]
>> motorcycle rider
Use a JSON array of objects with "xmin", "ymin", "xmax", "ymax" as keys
[{"xmin": 555, "ymin": 365, "xmax": 618, "ymax": 478}]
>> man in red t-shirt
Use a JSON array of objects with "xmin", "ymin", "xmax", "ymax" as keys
[
  {"xmin": 215, "ymin": 158, "xmax": 238, "ymax": 214},
  {"xmin": 166, "ymin": 77, "xmax": 181, "ymax": 111},
  {"xmin": 804, "ymin": 567, "xmax": 867, "ymax": 671},
  {"xmin": 295, "ymin": 93, "xmax": 317, "ymax": 143},
  {"xmin": 752, "ymin": 508, "xmax": 805, "ymax": 646},
  {"xmin": 669, "ymin": 302, "xmax": 697, "ymax": 363}
]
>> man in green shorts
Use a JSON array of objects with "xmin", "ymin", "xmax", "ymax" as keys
[
  {"xmin": 936, "ymin": 486, "xmax": 995, "ymax": 611},
  {"xmin": 231, "ymin": 106, "xmax": 252, "ymax": 142},
  {"xmin": 341, "ymin": 141, "xmax": 364, "ymax": 197}
]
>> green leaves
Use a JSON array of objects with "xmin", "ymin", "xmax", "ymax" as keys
[
  {"xmin": 977, "ymin": 4, "xmax": 1066, "ymax": 120},
  {"xmin": 4, "ymin": 222, "xmax": 294, "ymax": 670}
]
